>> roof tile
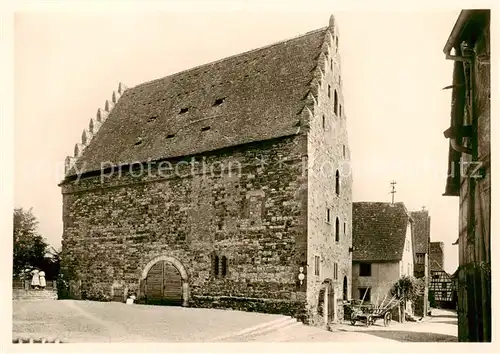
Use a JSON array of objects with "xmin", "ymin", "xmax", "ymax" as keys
[{"xmin": 352, "ymin": 202, "xmax": 411, "ymax": 262}]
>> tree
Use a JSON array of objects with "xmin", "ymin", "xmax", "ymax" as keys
[
  {"xmin": 390, "ymin": 275, "xmax": 425, "ymax": 323},
  {"xmin": 13, "ymin": 208, "xmax": 49, "ymax": 277}
]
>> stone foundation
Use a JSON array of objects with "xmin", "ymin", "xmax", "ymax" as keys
[{"xmin": 189, "ymin": 295, "xmax": 307, "ymax": 322}]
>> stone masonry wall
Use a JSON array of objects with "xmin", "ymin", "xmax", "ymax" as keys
[
  {"xmin": 60, "ymin": 135, "xmax": 309, "ymax": 316},
  {"xmin": 306, "ymin": 24, "xmax": 352, "ymax": 326}
]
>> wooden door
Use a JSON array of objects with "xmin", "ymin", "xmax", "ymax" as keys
[
  {"xmin": 327, "ymin": 289, "xmax": 335, "ymax": 322},
  {"xmin": 145, "ymin": 261, "xmax": 182, "ymax": 306}
]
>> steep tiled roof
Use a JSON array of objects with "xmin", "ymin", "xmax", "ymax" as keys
[
  {"xmin": 352, "ymin": 202, "xmax": 412, "ymax": 262},
  {"xmin": 67, "ymin": 24, "xmax": 333, "ymax": 176},
  {"xmin": 410, "ymin": 210, "xmax": 430, "ymax": 254},
  {"xmin": 430, "ymin": 241, "xmax": 445, "ymax": 272}
]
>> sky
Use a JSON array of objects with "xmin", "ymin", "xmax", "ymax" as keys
[{"xmin": 13, "ymin": 5, "xmax": 463, "ymax": 273}]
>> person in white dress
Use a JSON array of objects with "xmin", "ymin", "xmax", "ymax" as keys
[
  {"xmin": 31, "ymin": 269, "xmax": 40, "ymax": 289},
  {"xmin": 38, "ymin": 271, "xmax": 46, "ymax": 289}
]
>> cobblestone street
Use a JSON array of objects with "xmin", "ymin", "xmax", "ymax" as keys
[{"xmin": 12, "ymin": 300, "xmax": 457, "ymax": 343}]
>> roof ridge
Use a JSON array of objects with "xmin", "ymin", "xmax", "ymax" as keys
[{"xmin": 133, "ymin": 26, "xmax": 329, "ymax": 90}]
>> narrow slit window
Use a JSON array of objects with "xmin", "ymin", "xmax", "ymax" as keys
[
  {"xmin": 201, "ymin": 126, "xmax": 211, "ymax": 131},
  {"xmin": 322, "ymin": 115, "xmax": 326, "ymax": 130},
  {"xmin": 335, "ymin": 170, "xmax": 340, "ymax": 195},
  {"xmin": 334, "ymin": 90, "xmax": 338, "ymax": 115},
  {"xmin": 326, "ymin": 208, "xmax": 331, "ymax": 223},
  {"xmin": 335, "ymin": 217, "xmax": 340, "ymax": 242},
  {"xmin": 213, "ymin": 254, "xmax": 219, "ymax": 277},
  {"xmin": 221, "ymin": 256, "xmax": 227, "ymax": 277},
  {"xmin": 179, "ymin": 107, "xmax": 189, "ymax": 114},
  {"xmin": 328, "ymin": 85, "xmax": 331, "ymax": 98},
  {"xmin": 330, "ymin": 59, "xmax": 333, "ymax": 71}
]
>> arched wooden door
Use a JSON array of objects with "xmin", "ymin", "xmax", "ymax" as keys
[{"xmin": 145, "ymin": 260, "xmax": 183, "ymax": 306}]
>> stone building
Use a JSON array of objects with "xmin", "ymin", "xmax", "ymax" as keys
[
  {"xmin": 351, "ymin": 202, "xmax": 414, "ymax": 309},
  {"xmin": 58, "ymin": 15, "xmax": 352, "ymax": 326},
  {"xmin": 410, "ymin": 209, "xmax": 431, "ymax": 317},
  {"xmin": 442, "ymin": 9, "xmax": 490, "ymax": 342}
]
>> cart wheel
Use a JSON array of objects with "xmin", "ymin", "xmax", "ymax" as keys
[{"xmin": 384, "ymin": 312, "xmax": 391, "ymax": 327}]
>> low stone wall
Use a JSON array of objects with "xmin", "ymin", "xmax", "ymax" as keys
[
  {"xmin": 190, "ymin": 295, "xmax": 307, "ymax": 322},
  {"xmin": 13, "ymin": 289, "xmax": 57, "ymax": 300}
]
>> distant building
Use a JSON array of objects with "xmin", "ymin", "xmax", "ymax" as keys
[
  {"xmin": 429, "ymin": 241, "xmax": 445, "ymax": 272},
  {"xmin": 410, "ymin": 210, "xmax": 431, "ymax": 317},
  {"xmin": 442, "ymin": 10, "xmax": 490, "ymax": 342},
  {"xmin": 352, "ymin": 202, "xmax": 414, "ymax": 312},
  {"xmin": 429, "ymin": 269, "xmax": 456, "ymax": 309},
  {"xmin": 59, "ymin": 15, "xmax": 352, "ymax": 327}
]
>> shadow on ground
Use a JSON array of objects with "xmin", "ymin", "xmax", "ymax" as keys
[
  {"xmin": 360, "ymin": 330, "xmax": 457, "ymax": 342},
  {"xmin": 431, "ymin": 320, "xmax": 458, "ymax": 326},
  {"xmin": 430, "ymin": 314, "xmax": 457, "ymax": 319}
]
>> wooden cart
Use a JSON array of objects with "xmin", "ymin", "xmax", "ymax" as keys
[
  {"xmin": 349, "ymin": 295, "xmax": 398, "ymax": 327},
  {"xmin": 350, "ymin": 306, "xmax": 392, "ymax": 327}
]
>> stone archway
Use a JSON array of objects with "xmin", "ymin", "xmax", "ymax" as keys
[
  {"xmin": 139, "ymin": 255, "xmax": 189, "ymax": 307},
  {"xmin": 318, "ymin": 279, "xmax": 335, "ymax": 325}
]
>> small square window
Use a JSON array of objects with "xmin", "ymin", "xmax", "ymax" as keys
[
  {"xmin": 213, "ymin": 98, "xmax": 225, "ymax": 106},
  {"xmin": 359, "ymin": 263, "xmax": 371, "ymax": 277}
]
